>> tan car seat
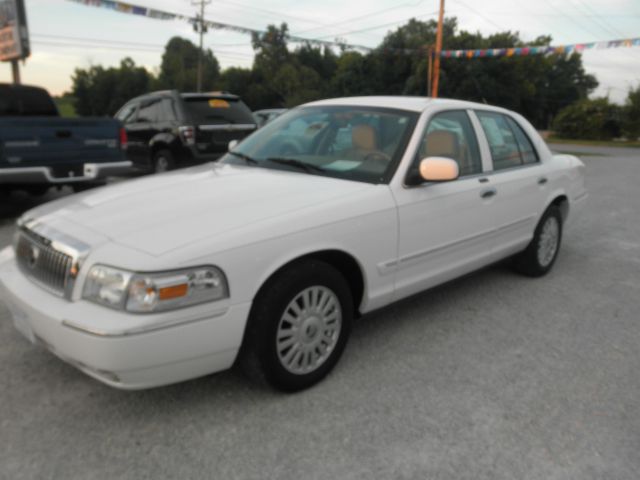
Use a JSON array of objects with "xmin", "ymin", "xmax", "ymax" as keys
[
  {"xmin": 352, "ymin": 124, "xmax": 377, "ymax": 151},
  {"xmin": 422, "ymin": 130, "xmax": 474, "ymax": 175}
]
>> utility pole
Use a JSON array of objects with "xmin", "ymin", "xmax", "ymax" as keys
[
  {"xmin": 431, "ymin": 0, "xmax": 445, "ymax": 98},
  {"xmin": 426, "ymin": 45, "xmax": 433, "ymax": 97},
  {"xmin": 11, "ymin": 60, "xmax": 21, "ymax": 84},
  {"xmin": 192, "ymin": 0, "xmax": 211, "ymax": 93}
]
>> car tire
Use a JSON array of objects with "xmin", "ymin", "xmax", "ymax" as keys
[
  {"xmin": 513, "ymin": 206, "xmax": 563, "ymax": 277},
  {"xmin": 239, "ymin": 259, "xmax": 353, "ymax": 392},
  {"xmin": 153, "ymin": 149, "xmax": 175, "ymax": 173}
]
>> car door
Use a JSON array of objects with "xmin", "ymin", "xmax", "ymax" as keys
[
  {"xmin": 472, "ymin": 110, "xmax": 550, "ymax": 259},
  {"xmin": 391, "ymin": 109, "xmax": 497, "ymax": 301},
  {"xmin": 127, "ymin": 99, "xmax": 161, "ymax": 168}
]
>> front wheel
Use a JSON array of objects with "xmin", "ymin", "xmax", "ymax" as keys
[
  {"xmin": 240, "ymin": 259, "xmax": 353, "ymax": 392},
  {"xmin": 513, "ymin": 206, "xmax": 563, "ymax": 277}
]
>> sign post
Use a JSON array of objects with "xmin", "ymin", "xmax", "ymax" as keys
[{"xmin": 0, "ymin": 0, "xmax": 30, "ymax": 84}]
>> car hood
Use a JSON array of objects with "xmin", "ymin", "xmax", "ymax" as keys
[{"xmin": 25, "ymin": 163, "xmax": 372, "ymax": 256}]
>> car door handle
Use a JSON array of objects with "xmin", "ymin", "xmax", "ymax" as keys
[
  {"xmin": 538, "ymin": 177, "xmax": 548, "ymax": 185},
  {"xmin": 480, "ymin": 188, "xmax": 497, "ymax": 199}
]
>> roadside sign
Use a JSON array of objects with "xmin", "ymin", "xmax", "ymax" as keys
[{"xmin": 0, "ymin": 0, "xmax": 30, "ymax": 62}]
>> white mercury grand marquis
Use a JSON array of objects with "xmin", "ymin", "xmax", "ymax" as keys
[{"xmin": 0, "ymin": 97, "xmax": 587, "ymax": 392}]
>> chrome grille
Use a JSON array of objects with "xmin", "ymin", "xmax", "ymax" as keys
[{"xmin": 15, "ymin": 229, "xmax": 73, "ymax": 297}]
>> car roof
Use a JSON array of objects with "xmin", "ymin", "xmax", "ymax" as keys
[
  {"xmin": 303, "ymin": 96, "xmax": 505, "ymax": 114},
  {"xmin": 181, "ymin": 92, "xmax": 240, "ymax": 100},
  {"xmin": 254, "ymin": 108, "xmax": 287, "ymax": 114},
  {"xmin": 130, "ymin": 91, "xmax": 241, "ymax": 102}
]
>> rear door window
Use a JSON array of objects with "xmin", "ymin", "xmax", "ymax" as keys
[
  {"xmin": 115, "ymin": 103, "xmax": 138, "ymax": 124},
  {"xmin": 506, "ymin": 116, "xmax": 539, "ymax": 164},
  {"xmin": 161, "ymin": 99, "xmax": 177, "ymax": 122},
  {"xmin": 476, "ymin": 111, "xmax": 539, "ymax": 170},
  {"xmin": 137, "ymin": 100, "xmax": 162, "ymax": 124},
  {"xmin": 182, "ymin": 96, "xmax": 255, "ymax": 125}
]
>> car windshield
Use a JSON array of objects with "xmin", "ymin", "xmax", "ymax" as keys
[{"xmin": 220, "ymin": 106, "xmax": 418, "ymax": 184}]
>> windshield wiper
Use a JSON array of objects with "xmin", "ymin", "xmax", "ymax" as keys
[
  {"xmin": 266, "ymin": 157, "xmax": 325, "ymax": 174},
  {"xmin": 227, "ymin": 151, "xmax": 258, "ymax": 165}
]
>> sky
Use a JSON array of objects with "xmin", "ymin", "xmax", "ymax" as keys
[{"xmin": 1, "ymin": 0, "xmax": 639, "ymax": 103}]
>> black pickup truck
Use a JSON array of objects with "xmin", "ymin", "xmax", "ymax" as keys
[{"xmin": 1, "ymin": 83, "xmax": 132, "ymax": 195}]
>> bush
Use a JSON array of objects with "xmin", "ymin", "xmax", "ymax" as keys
[
  {"xmin": 552, "ymin": 98, "xmax": 621, "ymax": 140},
  {"xmin": 621, "ymin": 86, "xmax": 640, "ymax": 141}
]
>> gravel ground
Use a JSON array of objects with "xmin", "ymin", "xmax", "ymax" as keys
[{"xmin": 1, "ymin": 148, "xmax": 639, "ymax": 480}]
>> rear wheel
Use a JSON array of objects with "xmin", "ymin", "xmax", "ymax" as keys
[
  {"xmin": 240, "ymin": 259, "xmax": 353, "ymax": 392},
  {"xmin": 24, "ymin": 185, "xmax": 50, "ymax": 197},
  {"xmin": 513, "ymin": 206, "xmax": 563, "ymax": 277},
  {"xmin": 153, "ymin": 149, "xmax": 175, "ymax": 173}
]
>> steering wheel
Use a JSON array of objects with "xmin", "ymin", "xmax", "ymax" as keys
[{"xmin": 279, "ymin": 142, "xmax": 301, "ymax": 156}]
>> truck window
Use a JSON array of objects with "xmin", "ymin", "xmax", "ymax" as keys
[
  {"xmin": 115, "ymin": 103, "xmax": 138, "ymax": 124},
  {"xmin": 0, "ymin": 85, "xmax": 58, "ymax": 117},
  {"xmin": 137, "ymin": 100, "xmax": 162, "ymax": 124},
  {"xmin": 182, "ymin": 96, "xmax": 255, "ymax": 125}
]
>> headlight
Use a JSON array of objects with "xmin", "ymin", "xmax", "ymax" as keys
[{"xmin": 83, "ymin": 265, "xmax": 228, "ymax": 313}]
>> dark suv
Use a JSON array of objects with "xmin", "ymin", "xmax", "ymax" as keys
[{"xmin": 115, "ymin": 91, "xmax": 256, "ymax": 173}]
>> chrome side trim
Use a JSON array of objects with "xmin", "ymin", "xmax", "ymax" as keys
[{"xmin": 379, "ymin": 215, "xmax": 537, "ymax": 274}]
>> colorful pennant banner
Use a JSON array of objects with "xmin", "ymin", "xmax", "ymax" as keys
[
  {"xmin": 65, "ymin": 0, "xmax": 640, "ymax": 58},
  {"xmin": 440, "ymin": 38, "xmax": 640, "ymax": 58},
  {"xmin": 66, "ymin": 0, "xmax": 375, "ymax": 52}
]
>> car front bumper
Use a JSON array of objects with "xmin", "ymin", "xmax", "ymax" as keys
[
  {"xmin": 0, "ymin": 161, "xmax": 134, "ymax": 185},
  {"xmin": 0, "ymin": 247, "xmax": 250, "ymax": 390}
]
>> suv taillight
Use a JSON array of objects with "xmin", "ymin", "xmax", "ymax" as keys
[
  {"xmin": 179, "ymin": 126, "xmax": 196, "ymax": 146},
  {"xmin": 119, "ymin": 127, "xmax": 128, "ymax": 150}
]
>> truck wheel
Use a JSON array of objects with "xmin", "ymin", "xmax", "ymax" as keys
[
  {"xmin": 72, "ymin": 182, "xmax": 104, "ymax": 193},
  {"xmin": 153, "ymin": 149, "xmax": 175, "ymax": 173},
  {"xmin": 513, "ymin": 206, "xmax": 563, "ymax": 277},
  {"xmin": 24, "ymin": 185, "xmax": 50, "ymax": 197},
  {"xmin": 240, "ymin": 259, "xmax": 353, "ymax": 392}
]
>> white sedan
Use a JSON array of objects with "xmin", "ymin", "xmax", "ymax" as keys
[{"xmin": 0, "ymin": 97, "xmax": 587, "ymax": 392}]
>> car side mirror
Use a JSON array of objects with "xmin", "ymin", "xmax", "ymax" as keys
[
  {"xmin": 418, "ymin": 157, "xmax": 459, "ymax": 182},
  {"xmin": 228, "ymin": 139, "xmax": 239, "ymax": 151}
]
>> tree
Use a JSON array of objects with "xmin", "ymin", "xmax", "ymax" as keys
[
  {"xmin": 621, "ymin": 85, "xmax": 640, "ymax": 140},
  {"xmin": 156, "ymin": 37, "xmax": 220, "ymax": 92},
  {"xmin": 252, "ymin": 23, "xmax": 291, "ymax": 79},
  {"xmin": 71, "ymin": 58, "xmax": 153, "ymax": 116},
  {"xmin": 552, "ymin": 98, "xmax": 621, "ymax": 140}
]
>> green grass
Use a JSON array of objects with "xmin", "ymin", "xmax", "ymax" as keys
[
  {"xmin": 546, "ymin": 137, "xmax": 640, "ymax": 148},
  {"xmin": 53, "ymin": 97, "xmax": 77, "ymax": 118}
]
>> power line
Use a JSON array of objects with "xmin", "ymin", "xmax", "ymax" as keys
[
  {"xmin": 315, "ymin": 11, "xmax": 439, "ymax": 40},
  {"xmin": 214, "ymin": 0, "xmax": 329, "ymax": 27},
  {"xmin": 32, "ymin": 35, "xmax": 252, "ymax": 56},
  {"xmin": 33, "ymin": 33, "xmax": 165, "ymax": 49},
  {"xmin": 574, "ymin": 0, "xmax": 629, "ymax": 38},
  {"xmin": 452, "ymin": 0, "xmax": 507, "ymax": 31},
  {"xmin": 293, "ymin": 0, "xmax": 429, "ymax": 36}
]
